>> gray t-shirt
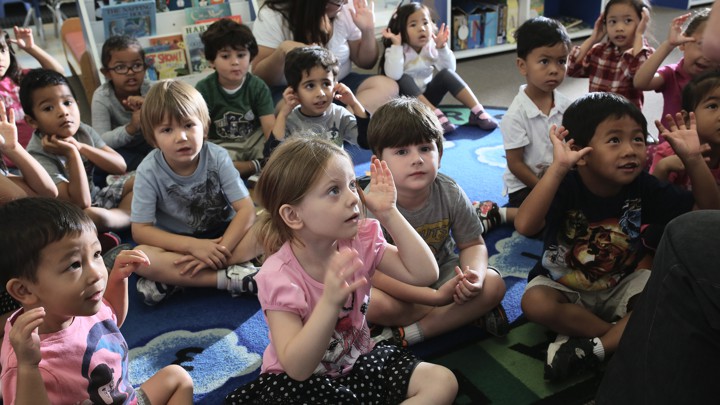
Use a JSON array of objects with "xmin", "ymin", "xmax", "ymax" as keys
[
  {"xmin": 131, "ymin": 142, "xmax": 249, "ymax": 235},
  {"xmin": 91, "ymin": 81, "xmax": 152, "ymax": 148},
  {"xmin": 285, "ymin": 104, "xmax": 359, "ymax": 147}
]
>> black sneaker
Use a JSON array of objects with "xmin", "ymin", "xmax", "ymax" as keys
[
  {"xmin": 544, "ymin": 337, "xmax": 600, "ymax": 382},
  {"xmin": 482, "ymin": 304, "xmax": 510, "ymax": 338}
]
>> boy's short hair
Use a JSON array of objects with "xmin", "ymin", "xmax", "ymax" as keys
[
  {"xmin": 0, "ymin": 197, "xmax": 96, "ymax": 287},
  {"xmin": 101, "ymin": 35, "xmax": 145, "ymax": 69},
  {"xmin": 682, "ymin": 70, "xmax": 720, "ymax": 113},
  {"xmin": 563, "ymin": 92, "xmax": 648, "ymax": 148},
  {"xmin": 19, "ymin": 69, "xmax": 74, "ymax": 120},
  {"xmin": 514, "ymin": 17, "xmax": 571, "ymax": 59},
  {"xmin": 201, "ymin": 19, "xmax": 258, "ymax": 62},
  {"xmin": 140, "ymin": 79, "xmax": 211, "ymax": 147},
  {"xmin": 284, "ymin": 46, "xmax": 339, "ymax": 91},
  {"xmin": 367, "ymin": 97, "xmax": 444, "ymax": 157}
]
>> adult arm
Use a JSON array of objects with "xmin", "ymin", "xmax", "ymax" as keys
[
  {"xmin": 703, "ymin": 1, "xmax": 720, "ymax": 61},
  {"xmin": 347, "ymin": 0, "xmax": 379, "ymax": 69}
]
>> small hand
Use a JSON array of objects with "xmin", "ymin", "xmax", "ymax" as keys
[
  {"xmin": 41, "ymin": 134, "xmax": 77, "ymax": 156},
  {"xmin": 549, "ymin": 124, "xmax": 593, "ymax": 170},
  {"xmin": 381, "ymin": 27, "xmax": 402, "ymax": 46},
  {"xmin": 0, "ymin": 100, "xmax": 18, "ymax": 152},
  {"xmin": 110, "ymin": 248, "xmax": 151, "ymax": 279},
  {"xmin": 453, "ymin": 266, "xmax": 484, "ymax": 304},
  {"xmin": 323, "ymin": 247, "xmax": 367, "ymax": 307},
  {"xmin": 590, "ymin": 13, "xmax": 606, "ymax": 43},
  {"xmin": 174, "ymin": 256, "xmax": 210, "ymax": 277},
  {"xmin": 435, "ymin": 266, "xmax": 463, "ymax": 306},
  {"xmin": 636, "ymin": 7, "xmax": 650, "ymax": 37},
  {"xmin": 281, "ymin": 87, "xmax": 300, "ymax": 114},
  {"xmin": 656, "ymin": 112, "xmax": 703, "ymax": 161},
  {"xmin": 350, "ymin": 0, "xmax": 375, "ymax": 33},
  {"xmin": 333, "ymin": 82, "xmax": 357, "ymax": 108},
  {"xmin": 123, "ymin": 95, "xmax": 145, "ymax": 111},
  {"xmin": 667, "ymin": 13, "xmax": 695, "ymax": 47},
  {"xmin": 362, "ymin": 156, "xmax": 396, "ymax": 218},
  {"xmin": 11, "ymin": 26, "xmax": 35, "ymax": 50},
  {"xmin": 9, "ymin": 307, "xmax": 45, "ymax": 367},
  {"xmin": 434, "ymin": 23, "xmax": 450, "ymax": 48},
  {"xmin": 183, "ymin": 237, "xmax": 231, "ymax": 273}
]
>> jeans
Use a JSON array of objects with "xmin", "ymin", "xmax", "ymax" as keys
[{"xmin": 596, "ymin": 210, "xmax": 720, "ymax": 405}]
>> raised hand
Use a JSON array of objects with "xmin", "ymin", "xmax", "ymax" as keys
[
  {"xmin": 590, "ymin": 13, "xmax": 606, "ymax": 44},
  {"xmin": 110, "ymin": 248, "xmax": 151, "ymax": 278},
  {"xmin": 656, "ymin": 112, "xmax": 703, "ymax": 161},
  {"xmin": 667, "ymin": 13, "xmax": 695, "ymax": 47},
  {"xmin": 184, "ymin": 237, "xmax": 231, "ymax": 273},
  {"xmin": 323, "ymin": 247, "xmax": 367, "ymax": 307},
  {"xmin": 350, "ymin": 0, "xmax": 375, "ymax": 33},
  {"xmin": 333, "ymin": 82, "xmax": 357, "ymax": 107},
  {"xmin": 434, "ymin": 23, "xmax": 450, "ymax": 48},
  {"xmin": 9, "ymin": 307, "xmax": 45, "ymax": 367},
  {"xmin": 362, "ymin": 156, "xmax": 396, "ymax": 218},
  {"xmin": 636, "ymin": 7, "xmax": 651, "ymax": 37},
  {"xmin": 11, "ymin": 26, "xmax": 35, "ymax": 51},
  {"xmin": 0, "ymin": 100, "xmax": 18, "ymax": 151},
  {"xmin": 280, "ymin": 87, "xmax": 300, "ymax": 115},
  {"xmin": 381, "ymin": 27, "xmax": 402, "ymax": 46},
  {"xmin": 549, "ymin": 124, "xmax": 593, "ymax": 171}
]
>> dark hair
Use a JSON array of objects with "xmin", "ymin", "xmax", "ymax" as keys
[
  {"xmin": 0, "ymin": 197, "xmax": 96, "ymax": 286},
  {"xmin": 19, "ymin": 69, "xmax": 74, "ymax": 120},
  {"xmin": 100, "ymin": 35, "xmax": 145, "ymax": 69},
  {"xmin": 0, "ymin": 32, "xmax": 21, "ymax": 85},
  {"xmin": 514, "ymin": 17, "xmax": 571, "ymax": 59},
  {"xmin": 603, "ymin": 0, "xmax": 650, "ymax": 24},
  {"xmin": 284, "ymin": 46, "xmax": 339, "ymax": 91},
  {"xmin": 682, "ymin": 70, "xmax": 720, "ymax": 113},
  {"xmin": 563, "ymin": 92, "xmax": 647, "ymax": 147},
  {"xmin": 684, "ymin": 7, "xmax": 710, "ymax": 36},
  {"xmin": 201, "ymin": 19, "xmax": 258, "ymax": 62},
  {"xmin": 260, "ymin": 0, "xmax": 331, "ymax": 46},
  {"xmin": 379, "ymin": 2, "xmax": 429, "ymax": 74},
  {"xmin": 367, "ymin": 96, "xmax": 443, "ymax": 157}
]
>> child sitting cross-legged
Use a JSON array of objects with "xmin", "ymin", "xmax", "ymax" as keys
[
  {"xmin": 0, "ymin": 197, "xmax": 193, "ymax": 404},
  {"xmin": 365, "ymin": 97, "xmax": 512, "ymax": 347},
  {"xmin": 131, "ymin": 80, "xmax": 261, "ymax": 306},
  {"xmin": 515, "ymin": 92, "xmax": 720, "ymax": 382}
]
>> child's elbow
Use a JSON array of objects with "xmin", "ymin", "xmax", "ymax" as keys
[{"xmin": 515, "ymin": 217, "xmax": 540, "ymax": 237}]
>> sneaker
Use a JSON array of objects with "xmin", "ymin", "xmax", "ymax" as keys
[
  {"xmin": 468, "ymin": 110, "xmax": 499, "ymax": 131},
  {"xmin": 473, "ymin": 200, "xmax": 501, "ymax": 234},
  {"xmin": 98, "ymin": 232, "xmax": 121, "ymax": 255},
  {"xmin": 544, "ymin": 337, "xmax": 600, "ymax": 382},
  {"xmin": 103, "ymin": 243, "xmax": 134, "ymax": 271},
  {"xmin": 136, "ymin": 277, "xmax": 182, "ymax": 306},
  {"xmin": 370, "ymin": 325, "xmax": 408, "ymax": 347},
  {"xmin": 225, "ymin": 263, "xmax": 260, "ymax": 297},
  {"xmin": 482, "ymin": 304, "xmax": 510, "ymax": 338}
]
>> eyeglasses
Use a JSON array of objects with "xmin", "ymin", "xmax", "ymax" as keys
[{"xmin": 108, "ymin": 62, "xmax": 146, "ymax": 74}]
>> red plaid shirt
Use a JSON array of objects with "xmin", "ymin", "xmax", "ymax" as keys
[{"xmin": 567, "ymin": 40, "xmax": 654, "ymax": 109}]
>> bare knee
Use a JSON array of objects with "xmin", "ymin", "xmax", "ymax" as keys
[
  {"xmin": 521, "ymin": 286, "xmax": 562, "ymax": 324},
  {"xmin": 407, "ymin": 362, "xmax": 457, "ymax": 404},
  {"xmin": 484, "ymin": 270, "xmax": 506, "ymax": 304}
]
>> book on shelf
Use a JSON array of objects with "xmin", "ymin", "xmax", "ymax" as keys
[
  {"xmin": 556, "ymin": 15, "xmax": 585, "ymax": 30},
  {"xmin": 145, "ymin": 47, "xmax": 190, "ymax": 81},
  {"xmin": 194, "ymin": 14, "xmax": 242, "ymax": 25},
  {"xmin": 185, "ymin": 2, "xmax": 232, "ymax": 24},
  {"xmin": 166, "ymin": 0, "xmax": 193, "ymax": 11},
  {"xmin": 182, "ymin": 21, "xmax": 215, "ymax": 74},
  {"xmin": 147, "ymin": 33, "xmax": 185, "ymax": 50},
  {"xmin": 191, "ymin": 0, "xmax": 228, "ymax": 5},
  {"xmin": 103, "ymin": 1, "xmax": 156, "ymax": 39}
]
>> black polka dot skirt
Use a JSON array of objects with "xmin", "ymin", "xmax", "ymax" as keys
[{"xmin": 225, "ymin": 342, "xmax": 420, "ymax": 404}]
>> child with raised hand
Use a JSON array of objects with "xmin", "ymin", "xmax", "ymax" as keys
[
  {"xmin": 0, "ymin": 27, "xmax": 65, "ymax": 169},
  {"xmin": 20, "ymin": 69, "xmax": 133, "ymax": 233},
  {"xmin": 0, "ymin": 197, "xmax": 193, "ymax": 404},
  {"xmin": 515, "ymin": 92, "xmax": 720, "ymax": 383},
  {"xmin": 269, "ymin": 45, "xmax": 369, "ymax": 155},
  {"xmin": 652, "ymin": 70, "xmax": 720, "ymax": 187},
  {"xmin": 131, "ymin": 80, "xmax": 260, "ymax": 306},
  {"xmin": 92, "ymin": 35, "xmax": 154, "ymax": 176},
  {"xmin": 196, "ymin": 19, "xmax": 275, "ymax": 179},
  {"xmin": 380, "ymin": 2, "xmax": 497, "ymax": 134},
  {"xmin": 225, "ymin": 137, "xmax": 457, "ymax": 404},
  {"xmin": 567, "ymin": 0, "xmax": 654, "ymax": 109}
]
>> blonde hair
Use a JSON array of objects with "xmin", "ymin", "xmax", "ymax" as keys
[
  {"xmin": 255, "ymin": 137, "xmax": 353, "ymax": 255},
  {"xmin": 140, "ymin": 79, "xmax": 210, "ymax": 146}
]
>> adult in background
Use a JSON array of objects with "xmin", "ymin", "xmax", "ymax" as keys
[{"xmin": 251, "ymin": 0, "xmax": 398, "ymax": 113}]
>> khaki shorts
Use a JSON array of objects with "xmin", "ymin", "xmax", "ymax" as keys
[
  {"xmin": 137, "ymin": 387, "xmax": 151, "ymax": 405},
  {"xmin": 210, "ymin": 128, "xmax": 265, "ymax": 162},
  {"xmin": 525, "ymin": 269, "xmax": 650, "ymax": 322}
]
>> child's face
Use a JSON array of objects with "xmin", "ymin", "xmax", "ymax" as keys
[
  {"xmin": 210, "ymin": 46, "xmax": 250, "ymax": 89},
  {"xmin": 152, "ymin": 114, "xmax": 205, "ymax": 174},
  {"xmin": 578, "ymin": 115, "xmax": 647, "ymax": 195},
  {"xmin": 26, "ymin": 84, "xmax": 81, "ymax": 139},
  {"xmin": 518, "ymin": 43, "xmax": 569, "ymax": 95},
  {"xmin": 296, "ymin": 66, "xmax": 336, "ymax": 117},
  {"xmin": 605, "ymin": 3, "xmax": 640, "ymax": 51},
  {"xmin": 405, "ymin": 8, "xmax": 434, "ymax": 51},
  {"xmin": 379, "ymin": 142, "xmax": 440, "ymax": 197},
  {"xmin": 693, "ymin": 86, "xmax": 720, "ymax": 146},
  {"xmin": 0, "ymin": 38, "xmax": 10, "ymax": 78},
  {"xmin": 680, "ymin": 23, "xmax": 717, "ymax": 77},
  {"xmin": 24, "ymin": 229, "xmax": 107, "ymax": 333},
  {"xmin": 103, "ymin": 46, "xmax": 146, "ymax": 98},
  {"xmin": 292, "ymin": 154, "xmax": 360, "ymax": 241}
]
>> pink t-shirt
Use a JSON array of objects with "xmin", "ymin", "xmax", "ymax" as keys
[
  {"xmin": 0, "ymin": 70, "xmax": 33, "ymax": 168},
  {"xmin": 656, "ymin": 58, "xmax": 692, "ymax": 120},
  {"xmin": 1, "ymin": 301, "xmax": 138, "ymax": 405},
  {"xmin": 257, "ymin": 219, "xmax": 387, "ymax": 378}
]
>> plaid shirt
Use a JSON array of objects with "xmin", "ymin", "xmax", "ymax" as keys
[{"xmin": 567, "ymin": 40, "xmax": 654, "ymax": 108}]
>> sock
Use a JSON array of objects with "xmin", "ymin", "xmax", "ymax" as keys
[
  {"xmin": 216, "ymin": 270, "xmax": 228, "ymax": 290},
  {"xmin": 404, "ymin": 323, "xmax": 424, "ymax": 345},
  {"xmin": 592, "ymin": 337, "xmax": 605, "ymax": 361},
  {"xmin": 498, "ymin": 207, "xmax": 507, "ymax": 223},
  {"xmin": 470, "ymin": 105, "xmax": 484, "ymax": 115},
  {"xmin": 434, "ymin": 108, "xmax": 449, "ymax": 123}
]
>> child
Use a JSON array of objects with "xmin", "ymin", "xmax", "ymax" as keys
[
  {"xmin": 380, "ymin": 2, "xmax": 497, "ymax": 134},
  {"xmin": 196, "ymin": 19, "xmax": 275, "ymax": 178},
  {"xmin": 0, "ymin": 99, "xmax": 57, "ymax": 203},
  {"xmin": 0, "ymin": 26, "xmax": 65, "ymax": 169},
  {"xmin": 502, "ymin": 17, "xmax": 573, "ymax": 208},
  {"xmin": 652, "ymin": 70, "xmax": 720, "ymax": 187},
  {"xmin": 131, "ymin": 80, "xmax": 260, "ymax": 306},
  {"xmin": 364, "ymin": 97, "xmax": 510, "ymax": 346},
  {"xmin": 271, "ymin": 45, "xmax": 369, "ymax": 152},
  {"xmin": 92, "ymin": 35, "xmax": 154, "ymax": 175},
  {"xmin": 225, "ymin": 137, "xmax": 457, "ymax": 404},
  {"xmin": 567, "ymin": 0, "xmax": 653, "ymax": 109},
  {"xmin": 0, "ymin": 197, "xmax": 193, "ymax": 404},
  {"xmin": 20, "ymin": 69, "xmax": 133, "ymax": 233},
  {"xmin": 515, "ymin": 92, "xmax": 720, "ymax": 382}
]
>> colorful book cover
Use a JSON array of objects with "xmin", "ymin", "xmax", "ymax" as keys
[
  {"xmin": 103, "ymin": 1, "xmax": 156, "ymax": 39},
  {"xmin": 182, "ymin": 21, "xmax": 215, "ymax": 73},
  {"xmin": 148, "ymin": 33, "xmax": 185, "ymax": 50},
  {"xmin": 191, "ymin": 0, "xmax": 227, "ymax": 6},
  {"xmin": 145, "ymin": 48, "xmax": 190, "ymax": 81},
  {"xmin": 166, "ymin": 0, "xmax": 193, "ymax": 11},
  {"xmin": 194, "ymin": 14, "xmax": 242, "ymax": 25},
  {"xmin": 185, "ymin": 2, "xmax": 231, "ymax": 24}
]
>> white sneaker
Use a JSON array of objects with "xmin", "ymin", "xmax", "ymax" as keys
[
  {"xmin": 136, "ymin": 277, "xmax": 181, "ymax": 306},
  {"xmin": 225, "ymin": 263, "xmax": 259, "ymax": 297},
  {"xmin": 546, "ymin": 334, "xmax": 570, "ymax": 366}
]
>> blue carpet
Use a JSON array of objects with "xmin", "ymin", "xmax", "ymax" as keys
[{"xmin": 119, "ymin": 106, "xmax": 543, "ymax": 403}]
